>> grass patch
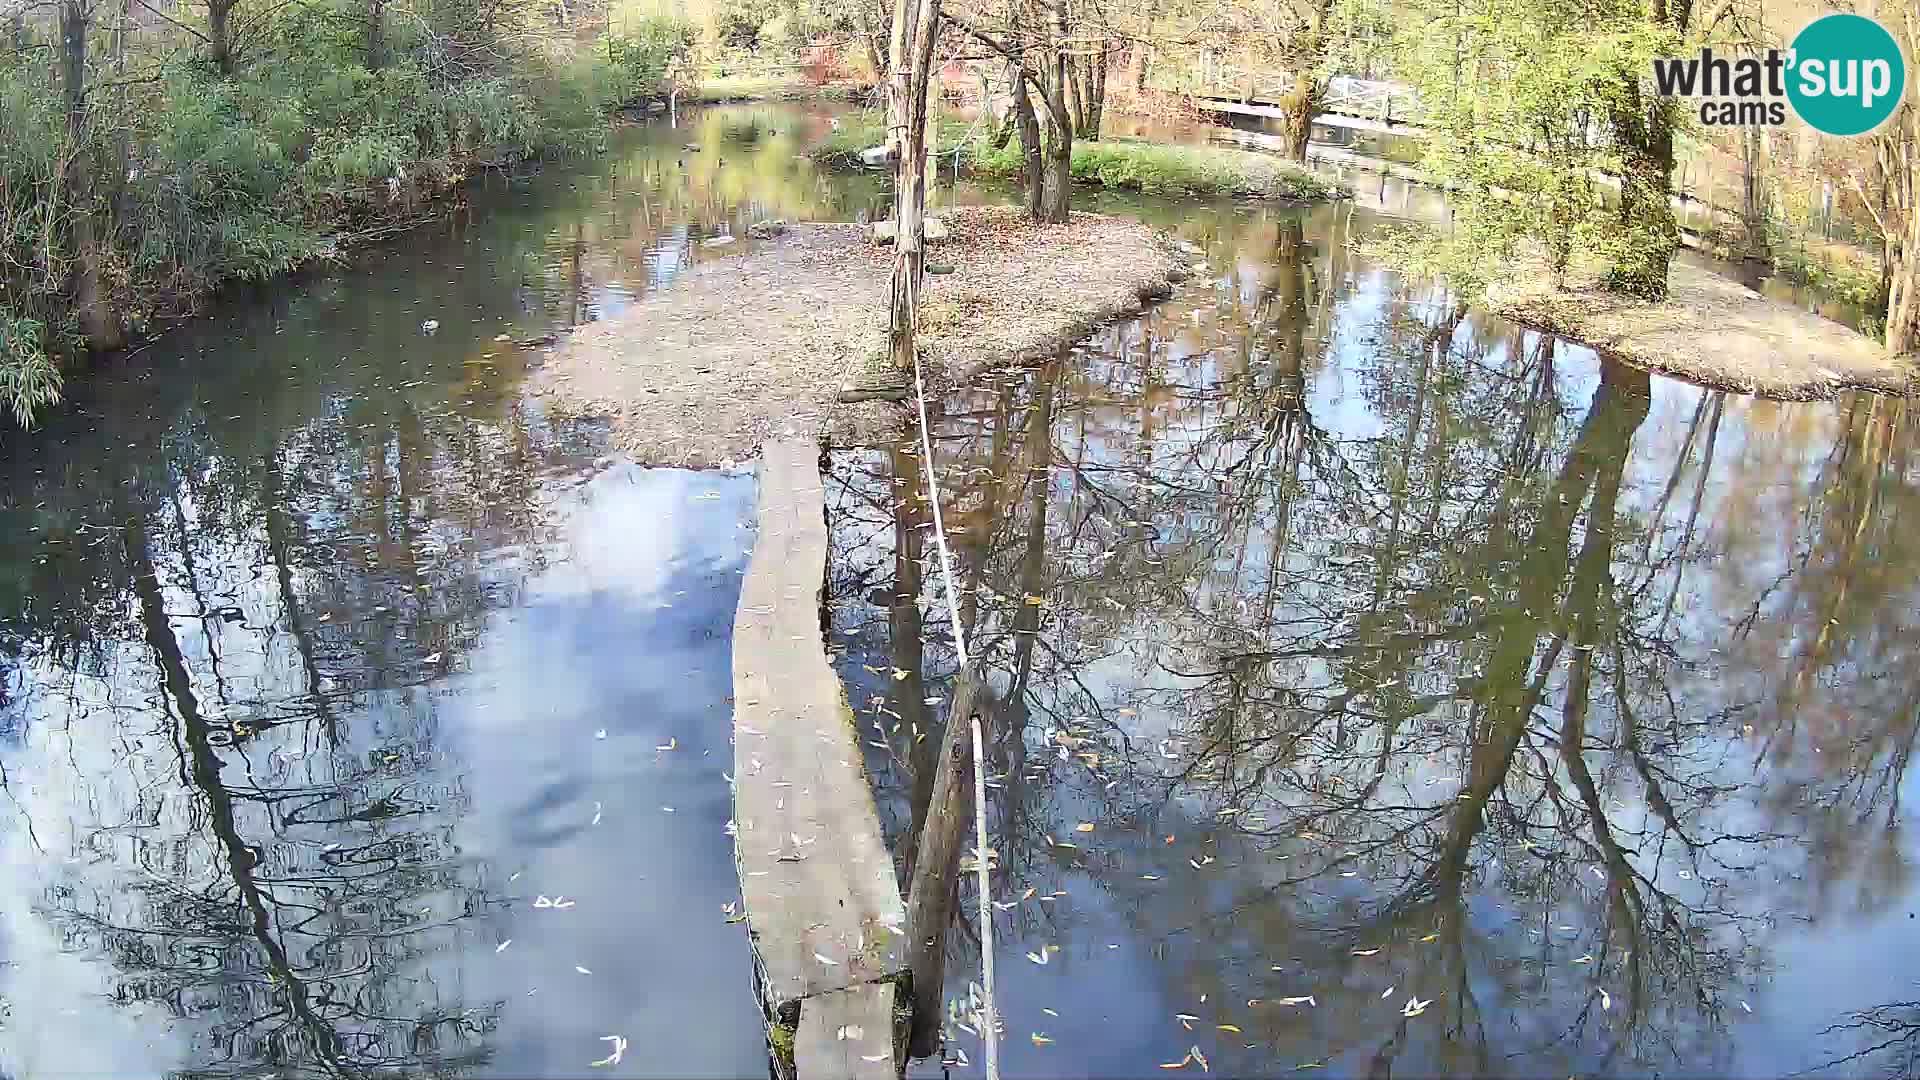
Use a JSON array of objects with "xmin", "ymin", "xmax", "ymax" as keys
[
  {"xmin": 805, "ymin": 111, "xmax": 978, "ymax": 168},
  {"xmin": 973, "ymin": 137, "xmax": 1344, "ymax": 201},
  {"xmin": 685, "ymin": 74, "xmax": 811, "ymax": 102},
  {"xmin": 683, "ymin": 73, "xmax": 866, "ymax": 103},
  {"xmin": 810, "ymin": 117, "xmax": 1344, "ymax": 202}
]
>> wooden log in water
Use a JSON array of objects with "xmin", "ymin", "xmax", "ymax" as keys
[
  {"xmin": 903, "ymin": 667, "xmax": 987, "ymax": 1058},
  {"xmin": 732, "ymin": 436, "xmax": 909, "ymax": 1078}
]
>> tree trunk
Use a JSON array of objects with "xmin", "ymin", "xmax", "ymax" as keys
[
  {"xmin": 1880, "ymin": 93, "xmax": 1917, "ymax": 355},
  {"xmin": 884, "ymin": 0, "xmax": 917, "ymax": 163},
  {"xmin": 1277, "ymin": 73, "xmax": 1317, "ymax": 162},
  {"xmin": 1012, "ymin": 67, "xmax": 1043, "ymax": 219},
  {"xmin": 1132, "ymin": 17, "xmax": 1152, "ymax": 93},
  {"xmin": 1035, "ymin": 6, "xmax": 1073, "ymax": 224},
  {"xmin": 885, "ymin": 0, "xmax": 940, "ymax": 373},
  {"xmin": 1064, "ymin": 54, "xmax": 1085, "ymax": 134},
  {"xmin": 1038, "ymin": 89, "xmax": 1072, "ymax": 223},
  {"xmin": 1084, "ymin": 42, "xmax": 1107, "ymax": 139},
  {"xmin": 1605, "ymin": 80, "xmax": 1679, "ymax": 298},
  {"xmin": 1888, "ymin": 203, "xmax": 1917, "ymax": 354},
  {"xmin": 903, "ymin": 669, "xmax": 986, "ymax": 1058},
  {"xmin": 208, "ymin": 0, "xmax": 234, "ymax": 74},
  {"xmin": 61, "ymin": 0, "xmax": 122, "ymax": 352},
  {"xmin": 366, "ymin": 0, "xmax": 386, "ymax": 70}
]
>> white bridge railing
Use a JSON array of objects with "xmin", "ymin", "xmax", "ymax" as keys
[{"xmin": 1181, "ymin": 58, "xmax": 1422, "ymax": 129}]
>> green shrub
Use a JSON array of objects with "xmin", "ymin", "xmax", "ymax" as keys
[
  {"xmin": 604, "ymin": 16, "xmax": 696, "ymax": 104},
  {"xmin": 0, "ymin": 312, "xmax": 57, "ymax": 428}
]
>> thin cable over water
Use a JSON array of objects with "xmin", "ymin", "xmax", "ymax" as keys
[{"xmin": 912, "ymin": 349, "xmax": 1000, "ymax": 1080}]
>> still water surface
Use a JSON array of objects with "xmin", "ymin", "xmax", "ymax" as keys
[{"xmin": 1, "ymin": 102, "xmax": 1916, "ymax": 1078}]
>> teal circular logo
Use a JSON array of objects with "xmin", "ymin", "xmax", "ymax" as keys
[{"xmin": 1787, "ymin": 14, "xmax": 1907, "ymax": 136}]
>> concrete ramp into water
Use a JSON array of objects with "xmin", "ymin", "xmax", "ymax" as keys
[{"xmin": 732, "ymin": 436, "xmax": 907, "ymax": 1078}]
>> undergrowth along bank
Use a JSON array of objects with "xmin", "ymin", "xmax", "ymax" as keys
[{"xmin": 0, "ymin": 5, "xmax": 694, "ymax": 425}]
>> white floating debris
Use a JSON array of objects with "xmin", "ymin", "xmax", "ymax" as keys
[
  {"xmin": 575, "ymin": 965, "xmax": 593, "ymax": 975},
  {"xmin": 590, "ymin": 1035, "xmax": 628, "ymax": 1068}
]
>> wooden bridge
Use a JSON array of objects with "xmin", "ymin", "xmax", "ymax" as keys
[{"xmin": 1170, "ymin": 59, "xmax": 1424, "ymax": 136}]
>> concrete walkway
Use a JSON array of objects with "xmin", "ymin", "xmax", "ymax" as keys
[{"xmin": 731, "ymin": 436, "xmax": 906, "ymax": 1078}]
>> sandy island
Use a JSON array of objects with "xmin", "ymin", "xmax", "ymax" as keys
[
  {"xmin": 532, "ymin": 206, "xmax": 1180, "ymax": 467},
  {"xmin": 1488, "ymin": 259, "xmax": 1917, "ymax": 401}
]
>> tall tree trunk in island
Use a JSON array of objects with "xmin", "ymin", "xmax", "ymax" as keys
[
  {"xmin": 1039, "ymin": 0, "xmax": 1072, "ymax": 220},
  {"xmin": 1278, "ymin": 0, "xmax": 1334, "ymax": 162},
  {"xmin": 904, "ymin": 670, "xmax": 986, "ymax": 1058},
  {"xmin": 885, "ymin": 0, "xmax": 940, "ymax": 373},
  {"xmin": 885, "ymin": 0, "xmax": 917, "ymax": 163},
  {"xmin": 1036, "ymin": 81, "xmax": 1073, "ymax": 222},
  {"xmin": 61, "ymin": 0, "xmax": 122, "ymax": 352},
  {"xmin": 1012, "ymin": 66, "xmax": 1043, "ymax": 218},
  {"xmin": 1277, "ymin": 74, "xmax": 1318, "ymax": 161},
  {"xmin": 208, "ymin": 0, "xmax": 235, "ymax": 74},
  {"xmin": 1605, "ymin": 70, "xmax": 1678, "ymax": 298},
  {"xmin": 367, "ymin": 0, "xmax": 386, "ymax": 70}
]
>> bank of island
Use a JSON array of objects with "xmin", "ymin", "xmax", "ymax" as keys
[
  {"xmin": 1490, "ymin": 259, "xmax": 1918, "ymax": 401},
  {"xmin": 533, "ymin": 205, "xmax": 1185, "ymax": 466}
]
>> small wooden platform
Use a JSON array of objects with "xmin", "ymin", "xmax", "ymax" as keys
[{"xmin": 732, "ymin": 436, "xmax": 907, "ymax": 1076}]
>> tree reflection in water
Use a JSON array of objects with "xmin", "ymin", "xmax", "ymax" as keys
[{"xmin": 828, "ymin": 205, "xmax": 1920, "ymax": 1078}]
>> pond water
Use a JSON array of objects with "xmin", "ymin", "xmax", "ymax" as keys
[{"xmin": 1, "ymin": 100, "xmax": 1915, "ymax": 1079}]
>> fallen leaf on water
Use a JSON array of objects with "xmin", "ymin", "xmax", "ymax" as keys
[
  {"xmin": 657, "ymin": 737, "xmax": 677, "ymax": 751},
  {"xmin": 1175, "ymin": 1013, "xmax": 1200, "ymax": 1021},
  {"xmin": 1574, "ymin": 953, "xmax": 1595, "ymax": 965},
  {"xmin": 534, "ymin": 895, "xmax": 555, "ymax": 908},
  {"xmin": 1191, "ymin": 1046, "xmax": 1209, "ymax": 1072},
  {"xmin": 1217, "ymin": 1024, "xmax": 1241, "ymax": 1033},
  {"xmin": 1419, "ymin": 933, "xmax": 1439, "ymax": 942},
  {"xmin": 1741, "ymin": 1001, "xmax": 1753, "ymax": 1013},
  {"xmin": 591, "ymin": 802, "xmax": 602, "ymax": 826},
  {"xmin": 1026, "ymin": 950, "xmax": 1049, "ymax": 965},
  {"xmin": 1075, "ymin": 822, "xmax": 1095, "ymax": 833},
  {"xmin": 1352, "ymin": 948, "xmax": 1380, "ymax": 956},
  {"xmin": 1381, "ymin": 986, "xmax": 1395, "ymax": 999},
  {"xmin": 1043, "ymin": 1008, "xmax": 1059, "ymax": 1017},
  {"xmin": 815, "ymin": 953, "xmax": 839, "ymax": 966},
  {"xmin": 1296, "ymin": 1062, "xmax": 1325, "ymax": 1070},
  {"xmin": 1276, "ymin": 995, "xmax": 1317, "ymax": 1007},
  {"xmin": 1031, "ymin": 1033, "xmax": 1053, "ymax": 1046},
  {"xmin": 575, "ymin": 966, "xmax": 593, "ymax": 975},
  {"xmin": 1600, "ymin": 989, "xmax": 1612, "ymax": 1011},
  {"xmin": 1401, "ymin": 996, "xmax": 1431, "ymax": 1017}
]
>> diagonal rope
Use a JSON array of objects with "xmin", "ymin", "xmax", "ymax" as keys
[{"xmin": 911, "ymin": 348, "xmax": 1000, "ymax": 1080}]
